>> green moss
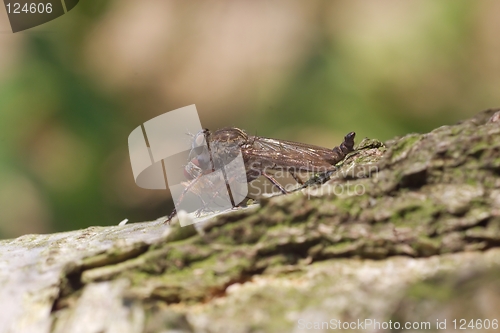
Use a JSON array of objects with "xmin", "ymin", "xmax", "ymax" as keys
[
  {"xmin": 412, "ymin": 236, "xmax": 441, "ymax": 257},
  {"xmin": 164, "ymin": 224, "xmax": 197, "ymax": 243},
  {"xmin": 60, "ymin": 109, "xmax": 500, "ymax": 310},
  {"xmin": 390, "ymin": 134, "xmax": 422, "ymax": 163},
  {"xmin": 356, "ymin": 138, "xmax": 385, "ymax": 150},
  {"xmin": 406, "ymin": 283, "xmax": 451, "ymax": 302},
  {"xmin": 322, "ymin": 241, "xmax": 359, "ymax": 257}
]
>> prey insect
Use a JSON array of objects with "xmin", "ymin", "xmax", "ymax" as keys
[{"xmin": 166, "ymin": 128, "xmax": 355, "ymax": 223}]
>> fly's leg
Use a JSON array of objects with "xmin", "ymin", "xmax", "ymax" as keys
[
  {"xmin": 164, "ymin": 170, "xmax": 218, "ymax": 224},
  {"xmin": 290, "ymin": 170, "xmax": 305, "ymax": 185},
  {"xmin": 262, "ymin": 171, "xmax": 288, "ymax": 194},
  {"xmin": 165, "ymin": 207, "xmax": 177, "ymax": 224},
  {"xmin": 293, "ymin": 170, "xmax": 336, "ymax": 192},
  {"xmin": 183, "ymin": 171, "xmax": 243, "ymax": 219}
]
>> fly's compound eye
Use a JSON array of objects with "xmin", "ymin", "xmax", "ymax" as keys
[
  {"xmin": 189, "ymin": 129, "xmax": 212, "ymax": 171},
  {"xmin": 190, "ymin": 130, "xmax": 207, "ymax": 156},
  {"xmin": 192, "ymin": 130, "xmax": 206, "ymax": 148}
]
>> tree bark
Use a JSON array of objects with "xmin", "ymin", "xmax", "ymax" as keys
[{"xmin": 1, "ymin": 109, "xmax": 500, "ymax": 333}]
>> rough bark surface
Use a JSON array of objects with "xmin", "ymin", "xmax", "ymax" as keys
[{"xmin": 1, "ymin": 109, "xmax": 500, "ymax": 333}]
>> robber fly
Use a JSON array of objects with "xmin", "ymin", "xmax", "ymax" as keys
[{"xmin": 166, "ymin": 128, "xmax": 355, "ymax": 222}]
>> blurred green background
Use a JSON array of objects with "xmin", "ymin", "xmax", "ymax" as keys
[{"xmin": 0, "ymin": 0, "xmax": 499, "ymax": 238}]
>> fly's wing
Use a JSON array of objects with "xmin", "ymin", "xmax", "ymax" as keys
[
  {"xmin": 200, "ymin": 127, "xmax": 355, "ymax": 184},
  {"xmin": 241, "ymin": 132, "xmax": 355, "ymax": 174}
]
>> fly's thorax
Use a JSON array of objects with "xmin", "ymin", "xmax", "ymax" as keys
[
  {"xmin": 207, "ymin": 128, "xmax": 248, "ymax": 170},
  {"xmin": 184, "ymin": 128, "xmax": 248, "ymax": 180},
  {"xmin": 209, "ymin": 127, "xmax": 248, "ymax": 144}
]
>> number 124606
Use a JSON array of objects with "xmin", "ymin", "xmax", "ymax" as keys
[
  {"xmin": 6, "ymin": 3, "xmax": 53, "ymax": 14},
  {"xmin": 452, "ymin": 319, "xmax": 498, "ymax": 330}
]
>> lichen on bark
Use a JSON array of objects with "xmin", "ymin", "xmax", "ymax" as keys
[
  {"xmin": 106, "ymin": 109, "xmax": 500, "ymax": 307},
  {"xmin": 2, "ymin": 109, "xmax": 500, "ymax": 333}
]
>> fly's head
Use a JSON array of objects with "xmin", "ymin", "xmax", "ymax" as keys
[{"xmin": 185, "ymin": 129, "xmax": 213, "ymax": 180}]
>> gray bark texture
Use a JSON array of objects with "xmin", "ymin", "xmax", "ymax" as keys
[{"xmin": 1, "ymin": 109, "xmax": 500, "ymax": 333}]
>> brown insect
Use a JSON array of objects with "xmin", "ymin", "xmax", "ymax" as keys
[{"xmin": 167, "ymin": 128, "xmax": 355, "ymax": 222}]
